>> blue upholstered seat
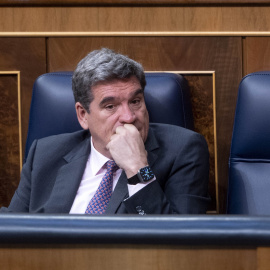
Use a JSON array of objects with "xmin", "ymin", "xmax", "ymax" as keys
[
  {"xmin": 227, "ymin": 71, "xmax": 270, "ymax": 214},
  {"xmin": 25, "ymin": 72, "xmax": 194, "ymax": 161}
]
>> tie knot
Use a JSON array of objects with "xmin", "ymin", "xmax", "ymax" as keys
[{"xmin": 106, "ymin": 160, "xmax": 119, "ymax": 173}]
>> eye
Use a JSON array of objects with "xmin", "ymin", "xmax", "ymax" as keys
[
  {"xmin": 131, "ymin": 99, "xmax": 141, "ymax": 105},
  {"xmin": 105, "ymin": 104, "xmax": 116, "ymax": 110}
]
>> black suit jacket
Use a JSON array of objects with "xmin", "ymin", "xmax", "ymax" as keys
[{"xmin": 1, "ymin": 123, "xmax": 210, "ymax": 214}]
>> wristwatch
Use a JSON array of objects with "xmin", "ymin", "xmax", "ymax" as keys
[{"xmin": 127, "ymin": 165, "xmax": 155, "ymax": 185}]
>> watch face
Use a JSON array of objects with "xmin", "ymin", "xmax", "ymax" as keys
[{"xmin": 140, "ymin": 166, "xmax": 155, "ymax": 182}]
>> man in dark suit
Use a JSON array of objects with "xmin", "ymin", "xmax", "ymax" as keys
[{"xmin": 1, "ymin": 48, "xmax": 210, "ymax": 214}]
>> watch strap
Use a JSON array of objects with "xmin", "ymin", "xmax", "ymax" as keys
[{"xmin": 127, "ymin": 174, "xmax": 141, "ymax": 185}]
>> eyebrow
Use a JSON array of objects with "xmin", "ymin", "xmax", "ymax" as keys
[
  {"xmin": 99, "ymin": 96, "xmax": 116, "ymax": 108},
  {"xmin": 99, "ymin": 88, "xmax": 144, "ymax": 108},
  {"xmin": 131, "ymin": 89, "xmax": 144, "ymax": 98}
]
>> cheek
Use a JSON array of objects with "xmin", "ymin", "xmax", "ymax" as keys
[
  {"xmin": 135, "ymin": 107, "xmax": 148, "ymax": 123},
  {"xmin": 137, "ymin": 109, "xmax": 149, "ymax": 139},
  {"xmin": 104, "ymin": 114, "xmax": 120, "ymax": 134},
  {"xmin": 87, "ymin": 112, "xmax": 107, "ymax": 134},
  {"xmin": 141, "ymin": 108, "xmax": 149, "ymax": 123}
]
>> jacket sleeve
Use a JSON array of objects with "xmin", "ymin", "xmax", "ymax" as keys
[
  {"xmin": 123, "ymin": 132, "xmax": 211, "ymax": 215},
  {"xmin": 0, "ymin": 140, "xmax": 37, "ymax": 213}
]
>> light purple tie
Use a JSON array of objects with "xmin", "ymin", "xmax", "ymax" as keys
[{"xmin": 85, "ymin": 160, "xmax": 118, "ymax": 214}]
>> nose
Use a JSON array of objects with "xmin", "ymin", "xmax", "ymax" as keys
[{"xmin": 119, "ymin": 104, "xmax": 136, "ymax": 124}]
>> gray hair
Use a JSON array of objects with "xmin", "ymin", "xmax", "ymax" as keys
[{"xmin": 72, "ymin": 48, "xmax": 146, "ymax": 113}]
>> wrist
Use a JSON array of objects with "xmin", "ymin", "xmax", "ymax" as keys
[
  {"xmin": 127, "ymin": 165, "xmax": 155, "ymax": 185},
  {"xmin": 124, "ymin": 162, "xmax": 148, "ymax": 179}
]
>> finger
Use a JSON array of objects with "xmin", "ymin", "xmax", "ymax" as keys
[
  {"xmin": 110, "ymin": 133, "xmax": 119, "ymax": 141},
  {"xmin": 123, "ymin": 123, "xmax": 137, "ymax": 131},
  {"xmin": 115, "ymin": 125, "xmax": 125, "ymax": 134},
  {"xmin": 124, "ymin": 124, "xmax": 140, "ymax": 137}
]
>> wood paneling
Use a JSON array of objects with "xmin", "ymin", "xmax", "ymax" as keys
[
  {"xmin": 186, "ymin": 74, "xmax": 216, "ymax": 211},
  {"xmin": 245, "ymin": 37, "xmax": 270, "ymax": 75},
  {"xmin": 47, "ymin": 36, "xmax": 242, "ymax": 212},
  {"xmin": 0, "ymin": 74, "xmax": 20, "ymax": 207},
  {"xmin": 0, "ymin": 245, "xmax": 257, "ymax": 270},
  {"xmin": 257, "ymin": 248, "xmax": 270, "ymax": 270},
  {"xmin": 0, "ymin": 38, "xmax": 46, "ymax": 207},
  {"xmin": 1, "ymin": 7, "xmax": 270, "ymax": 32}
]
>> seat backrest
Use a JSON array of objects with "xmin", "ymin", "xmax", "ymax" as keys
[
  {"xmin": 25, "ymin": 72, "xmax": 194, "ymax": 160},
  {"xmin": 227, "ymin": 71, "xmax": 270, "ymax": 214}
]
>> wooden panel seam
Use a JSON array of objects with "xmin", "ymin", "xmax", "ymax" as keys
[
  {"xmin": 2, "ymin": 32, "xmax": 270, "ymax": 37},
  {"xmin": 1, "ymin": 0, "xmax": 270, "ymax": 7}
]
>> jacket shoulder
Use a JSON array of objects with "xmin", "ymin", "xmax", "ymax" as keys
[
  {"xmin": 149, "ymin": 123, "xmax": 202, "ymax": 140},
  {"xmin": 37, "ymin": 130, "xmax": 89, "ymax": 146},
  {"xmin": 148, "ymin": 123, "xmax": 208, "ymax": 152},
  {"xmin": 28, "ymin": 130, "xmax": 90, "ymax": 162}
]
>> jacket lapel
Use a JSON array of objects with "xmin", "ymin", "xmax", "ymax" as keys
[
  {"xmin": 105, "ymin": 126, "xmax": 159, "ymax": 214},
  {"xmin": 105, "ymin": 172, "xmax": 129, "ymax": 214},
  {"xmin": 43, "ymin": 135, "xmax": 91, "ymax": 213},
  {"xmin": 144, "ymin": 127, "xmax": 159, "ymax": 168}
]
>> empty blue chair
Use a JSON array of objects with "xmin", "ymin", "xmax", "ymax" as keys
[{"xmin": 228, "ymin": 71, "xmax": 270, "ymax": 214}]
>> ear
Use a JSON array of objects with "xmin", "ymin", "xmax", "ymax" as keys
[{"xmin": 75, "ymin": 102, "xmax": 89, "ymax": 130}]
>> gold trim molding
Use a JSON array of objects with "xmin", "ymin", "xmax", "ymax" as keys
[
  {"xmin": 0, "ymin": 71, "xmax": 22, "ymax": 171},
  {"xmin": 1, "ymin": 31, "xmax": 270, "ymax": 37}
]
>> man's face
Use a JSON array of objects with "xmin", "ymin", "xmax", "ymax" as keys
[{"xmin": 78, "ymin": 76, "xmax": 149, "ymax": 158}]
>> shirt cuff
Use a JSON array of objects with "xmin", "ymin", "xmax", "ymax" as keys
[{"xmin": 127, "ymin": 177, "xmax": 156, "ymax": 197}]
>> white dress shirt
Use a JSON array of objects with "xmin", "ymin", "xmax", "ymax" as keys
[{"xmin": 70, "ymin": 138, "xmax": 155, "ymax": 214}]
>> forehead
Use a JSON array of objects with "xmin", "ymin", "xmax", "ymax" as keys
[{"xmin": 92, "ymin": 77, "xmax": 142, "ymax": 98}]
